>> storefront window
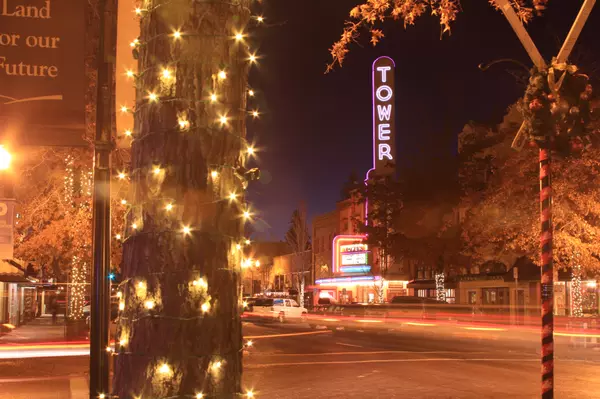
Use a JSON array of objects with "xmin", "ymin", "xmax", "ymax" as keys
[
  {"xmin": 482, "ymin": 288, "xmax": 509, "ymax": 305},
  {"xmin": 274, "ymin": 275, "xmax": 285, "ymax": 292},
  {"xmin": 468, "ymin": 291, "xmax": 477, "ymax": 305}
]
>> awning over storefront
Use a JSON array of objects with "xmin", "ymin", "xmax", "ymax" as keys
[
  {"xmin": 0, "ymin": 273, "xmax": 32, "ymax": 283},
  {"xmin": 407, "ymin": 279, "xmax": 456, "ymax": 289},
  {"xmin": 407, "ymin": 280, "xmax": 435, "ymax": 290}
]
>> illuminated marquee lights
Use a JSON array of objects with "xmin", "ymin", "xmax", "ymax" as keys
[
  {"xmin": 332, "ymin": 235, "xmax": 368, "ymax": 274},
  {"xmin": 372, "ymin": 56, "xmax": 396, "ymax": 176},
  {"xmin": 315, "ymin": 275, "xmax": 380, "ymax": 285},
  {"xmin": 341, "ymin": 252, "xmax": 368, "ymax": 266},
  {"xmin": 339, "ymin": 243, "xmax": 368, "ymax": 253},
  {"xmin": 340, "ymin": 266, "xmax": 372, "ymax": 274}
]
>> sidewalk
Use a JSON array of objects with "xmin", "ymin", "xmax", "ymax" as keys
[{"xmin": 0, "ymin": 315, "xmax": 66, "ymax": 344}]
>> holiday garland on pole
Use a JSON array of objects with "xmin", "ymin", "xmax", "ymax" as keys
[{"xmin": 520, "ymin": 59, "xmax": 593, "ymax": 152}]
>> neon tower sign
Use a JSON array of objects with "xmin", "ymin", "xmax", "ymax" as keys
[{"xmin": 372, "ymin": 56, "xmax": 396, "ymax": 176}]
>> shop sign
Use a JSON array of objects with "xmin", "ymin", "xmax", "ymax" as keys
[{"xmin": 0, "ymin": 0, "xmax": 86, "ymax": 146}]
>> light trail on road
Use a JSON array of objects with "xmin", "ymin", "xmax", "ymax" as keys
[
  {"xmin": 245, "ymin": 357, "xmax": 541, "ymax": 368},
  {"xmin": 245, "ymin": 330, "xmax": 332, "ymax": 339}
]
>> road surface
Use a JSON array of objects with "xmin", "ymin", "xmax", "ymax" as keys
[{"xmin": 0, "ymin": 321, "xmax": 599, "ymax": 398}]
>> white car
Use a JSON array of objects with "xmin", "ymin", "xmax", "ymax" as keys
[{"xmin": 248, "ymin": 298, "xmax": 308, "ymax": 323}]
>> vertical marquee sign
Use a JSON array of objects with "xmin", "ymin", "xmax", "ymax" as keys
[
  {"xmin": 0, "ymin": 0, "xmax": 86, "ymax": 146},
  {"xmin": 372, "ymin": 56, "xmax": 396, "ymax": 176}
]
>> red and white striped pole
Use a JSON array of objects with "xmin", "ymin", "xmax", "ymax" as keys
[{"xmin": 539, "ymin": 147, "xmax": 554, "ymax": 398}]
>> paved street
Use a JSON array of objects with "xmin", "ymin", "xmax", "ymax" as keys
[{"xmin": 0, "ymin": 321, "xmax": 599, "ymax": 398}]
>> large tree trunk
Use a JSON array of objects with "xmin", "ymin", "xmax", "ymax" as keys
[{"xmin": 114, "ymin": 1, "xmax": 251, "ymax": 397}]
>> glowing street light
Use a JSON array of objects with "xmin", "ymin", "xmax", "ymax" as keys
[{"xmin": 0, "ymin": 146, "xmax": 11, "ymax": 170}]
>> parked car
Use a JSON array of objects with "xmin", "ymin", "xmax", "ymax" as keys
[{"xmin": 245, "ymin": 297, "xmax": 308, "ymax": 323}]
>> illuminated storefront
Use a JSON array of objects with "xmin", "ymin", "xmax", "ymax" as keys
[{"xmin": 315, "ymin": 235, "xmax": 380, "ymax": 303}]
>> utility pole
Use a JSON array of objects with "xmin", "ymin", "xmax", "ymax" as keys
[{"xmin": 89, "ymin": 0, "xmax": 115, "ymax": 397}]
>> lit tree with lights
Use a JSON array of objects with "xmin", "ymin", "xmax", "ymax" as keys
[{"xmin": 113, "ymin": 1, "xmax": 260, "ymax": 398}]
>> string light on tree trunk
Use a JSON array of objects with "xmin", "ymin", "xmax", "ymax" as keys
[
  {"xmin": 161, "ymin": 68, "xmax": 172, "ymax": 79},
  {"xmin": 178, "ymin": 119, "xmax": 190, "ymax": 130},
  {"xmin": 158, "ymin": 363, "xmax": 171, "ymax": 375},
  {"xmin": 210, "ymin": 360, "xmax": 222, "ymax": 372},
  {"xmin": 234, "ymin": 31, "xmax": 245, "ymax": 42},
  {"xmin": 112, "ymin": 1, "xmax": 268, "ymax": 397},
  {"xmin": 147, "ymin": 92, "xmax": 159, "ymax": 103},
  {"xmin": 572, "ymin": 265, "xmax": 583, "ymax": 317}
]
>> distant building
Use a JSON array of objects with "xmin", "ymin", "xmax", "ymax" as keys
[
  {"xmin": 241, "ymin": 241, "xmax": 288, "ymax": 296},
  {"xmin": 269, "ymin": 251, "xmax": 311, "ymax": 300},
  {"xmin": 312, "ymin": 209, "xmax": 338, "ymax": 282}
]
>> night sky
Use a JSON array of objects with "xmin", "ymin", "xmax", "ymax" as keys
[{"xmin": 247, "ymin": 0, "xmax": 600, "ymax": 240}]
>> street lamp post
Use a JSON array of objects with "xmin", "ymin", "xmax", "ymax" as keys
[{"xmin": 89, "ymin": 0, "xmax": 115, "ymax": 397}]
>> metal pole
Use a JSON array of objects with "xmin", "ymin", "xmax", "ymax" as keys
[
  {"xmin": 540, "ymin": 147, "xmax": 554, "ymax": 399},
  {"xmin": 89, "ymin": 0, "xmax": 114, "ymax": 397}
]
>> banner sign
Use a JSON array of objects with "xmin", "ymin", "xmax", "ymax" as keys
[
  {"xmin": 0, "ymin": 0, "xmax": 86, "ymax": 146},
  {"xmin": 0, "ymin": 198, "xmax": 15, "ymax": 259},
  {"xmin": 372, "ymin": 56, "xmax": 396, "ymax": 175}
]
